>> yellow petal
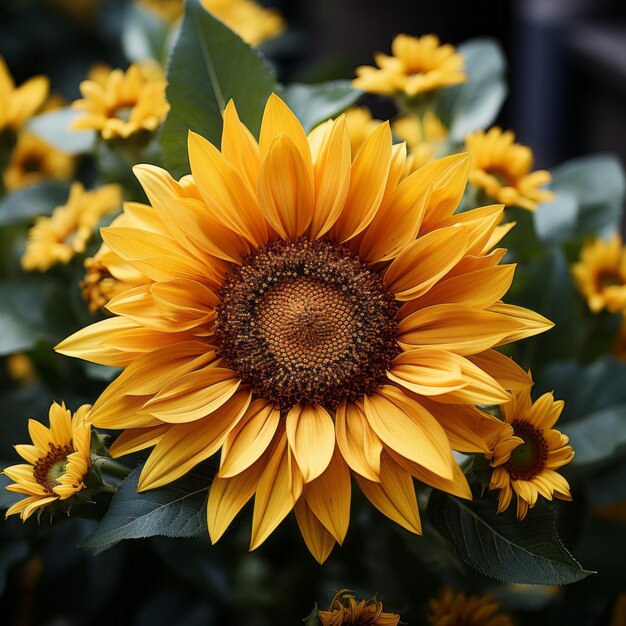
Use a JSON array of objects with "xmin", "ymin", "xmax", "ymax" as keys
[
  {"xmin": 286, "ymin": 404, "xmax": 335, "ymax": 482},
  {"xmin": 467, "ymin": 350, "xmax": 533, "ymax": 391},
  {"xmin": 294, "ymin": 498, "xmax": 336, "ymax": 564},
  {"xmin": 488, "ymin": 302, "xmax": 554, "ymax": 345},
  {"xmin": 109, "ymin": 425, "xmax": 170, "ymax": 457},
  {"xmin": 221, "ymin": 100, "xmax": 260, "ymax": 192},
  {"xmin": 138, "ymin": 390, "xmax": 251, "ymax": 490},
  {"xmin": 335, "ymin": 400, "xmax": 383, "ymax": 482},
  {"xmin": 383, "ymin": 226, "xmax": 469, "ymax": 300},
  {"xmin": 364, "ymin": 386, "xmax": 454, "ymax": 479}
]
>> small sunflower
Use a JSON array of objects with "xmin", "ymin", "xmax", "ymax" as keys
[
  {"xmin": 0, "ymin": 56, "xmax": 49, "ymax": 132},
  {"xmin": 4, "ymin": 131, "xmax": 74, "ymax": 192},
  {"xmin": 57, "ymin": 94, "xmax": 552, "ymax": 562},
  {"xmin": 571, "ymin": 233, "xmax": 626, "ymax": 314},
  {"xmin": 4, "ymin": 402, "xmax": 92, "ymax": 521},
  {"xmin": 71, "ymin": 62, "xmax": 170, "ymax": 140},
  {"xmin": 344, "ymin": 107, "xmax": 383, "ymax": 156},
  {"xmin": 392, "ymin": 112, "xmax": 448, "ymax": 171},
  {"xmin": 489, "ymin": 388, "xmax": 574, "ymax": 520},
  {"xmin": 318, "ymin": 589, "xmax": 400, "ymax": 626},
  {"xmin": 353, "ymin": 34, "xmax": 466, "ymax": 98},
  {"xmin": 21, "ymin": 182, "xmax": 122, "ymax": 272},
  {"xmin": 427, "ymin": 588, "xmax": 513, "ymax": 626},
  {"xmin": 6, "ymin": 353, "xmax": 37, "ymax": 386},
  {"xmin": 465, "ymin": 127, "xmax": 554, "ymax": 211}
]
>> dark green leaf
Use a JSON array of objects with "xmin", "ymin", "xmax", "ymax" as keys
[
  {"xmin": 160, "ymin": 0, "xmax": 277, "ymax": 178},
  {"xmin": 27, "ymin": 108, "xmax": 95, "ymax": 155},
  {"xmin": 0, "ymin": 182, "xmax": 69, "ymax": 226},
  {"xmin": 436, "ymin": 38, "xmax": 507, "ymax": 142},
  {"xmin": 281, "ymin": 81, "xmax": 362, "ymax": 132},
  {"xmin": 79, "ymin": 465, "xmax": 210, "ymax": 549},
  {"xmin": 428, "ymin": 493, "xmax": 591, "ymax": 584}
]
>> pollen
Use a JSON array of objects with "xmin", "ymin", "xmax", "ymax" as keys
[
  {"xmin": 215, "ymin": 238, "xmax": 400, "ymax": 410},
  {"xmin": 32, "ymin": 443, "xmax": 74, "ymax": 493}
]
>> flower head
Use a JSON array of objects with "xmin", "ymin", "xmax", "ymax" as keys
[
  {"xmin": 465, "ymin": 127, "xmax": 554, "ymax": 211},
  {"xmin": 353, "ymin": 34, "xmax": 466, "ymax": 98},
  {"xmin": 427, "ymin": 588, "xmax": 513, "ymax": 626},
  {"xmin": 0, "ymin": 56, "xmax": 49, "ymax": 132},
  {"xmin": 4, "ymin": 402, "xmax": 92, "ymax": 521},
  {"xmin": 489, "ymin": 388, "xmax": 574, "ymax": 520},
  {"xmin": 392, "ymin": 112, "xmax": 448, "ymax": 171},
  {"xmin": 57, "ymin": 94, "xmax": 552, "ymax": 562},
  {"xmin": 71, "ymin": 62, "xmax": 169, "ymax": 140},
  {"xmin": 571, "ymin": 233, "xmax": 626, "ymax": 314},
  {"xmin": 318, "ymin": 589, "xmax": 400, "ymax": 626},
  {"xmin": 4, "ymin": 131, "xmax": 74, "ymax": 192},
  {"xmin": 21, "ymin": 182, "xmax": 122, "ymax": 272}
]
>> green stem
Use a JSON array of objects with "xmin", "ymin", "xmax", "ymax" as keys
[{"xmin": 95, "ymin": 458, "xmax": 131, "ymax": 480}]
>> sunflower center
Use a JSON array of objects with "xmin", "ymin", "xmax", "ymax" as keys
[
  {"xmin": 215, "ymin": 238, "xmax": 400, "ymax": 411},
  {"xmin": 597, "ymin": 269, "xmax": 622, "ymax": 290},
  {"xmin": 33, "ymin": 443, "xmax": 74, "ymax": 493},
  {"xmin": 107, "ymin": 102, "xmax": 135, "ymax": 121},
  {"xmin": 504, "ymin": 420, "xmax": 548, "ymax": 481},
  {"xmin": 21, "ymin": 155, "xmax": 43, "ymax": 173}
]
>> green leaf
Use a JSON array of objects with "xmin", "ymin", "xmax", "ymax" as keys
[
  {"xmin": 550, "ymin": 154, "xmax": 626, "ymax": 237},
  {"xmin": 0, "ymin": 279, "xmax": 73, "ymax": 355},
  {"xmin": 0, "ymin": 181, "xmax": 69, "ymax": 227},
  {"xmin": 280, "ymin": 81, "xmax": 362, "ymax": 133},
  {"xmin": 436, "ymin": 38, "xmax": 507, "ymax": 143},
  {"xmin": 79, "ymin": 465, "xmax": 210, "ymax": 549},
  {"xmin": 27, "ymin": 108, "xmax": 95, "ymax": 155},
  {"xmin": 564, "ymin": 404, "xmax": 626, "ymax": 466},
  {"xmin": 160, "ymin": 0, "xmax": 277, "ymax": 178},
  {"xmin": 533, "ymin": 192, "xmax": 578, "ymax": 244},
  {"xmin": 428, "ymin": 493, "xmax": 591, "ymax": 584},
  {"xmin": 122, "ymin": 3, "xmax": 173, "ymax": 65}
]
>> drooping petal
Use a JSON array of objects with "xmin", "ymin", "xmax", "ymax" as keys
[
  {"xmin": 467, "ymin": 349, "xmax": 533, "ymax": 391},
  {"xmin": 294, "ymin": 498, "xmax": 337, "ymax": 564}
]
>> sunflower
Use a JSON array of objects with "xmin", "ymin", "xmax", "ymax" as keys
[
  {"xmin": 57, "ymin": 94, "xmax": 552, "ymax": 562},
  {"xmin": 4, "ymin": 131, "xmax": 74, "ymax": 192},
  {"xmin": 318, "ymin": 589, "xmax": 400, "ymax": 626},
  {"xmin": 427, "ymin": 588, "xmax": 513, "ymax": 626},
  {"xmin": 489, "ymin": 387, "xmax": 574, "ymax": 520},
  {"xmin": 4, "ymin": 402, "xmax": 92, "ymax": 521},
  {"xmin": 0, "ymin": 56, "xmax": 49, "ymax": 132},
  {"xmin": 6, "ymin": 353, "xmax": 37, "ymax": 386},
  {"xmin": 465, "ymin": 127, "xmax": 554, "ymax": 211},
  {"xmin": 612, "ymin": 593, "xmax": 626, "ymax": 626},
  {"xmin": 71, "ymin": 62, "xmax": 169, "ymax": 140},
  {"xmin": 353, "ymin": 34, "xmax": 466, "ymax": 98},
  {"xmin": 571, "ymin": 233, "xmax": 626, "ymax": 314},
  {"xmin": 21, "ymin": 182, "xmax": 122, "ymax": 272},
  {"xmin": 392, "ymin": 112, "xmax": 448, "ymax": 171},
  {"xmin": 344, "ymin": 107, "xmax": 383, "ymax": 156},
  {"xmin": 82, "ymin": 209, "xmax": 152, "ymax": 314}
]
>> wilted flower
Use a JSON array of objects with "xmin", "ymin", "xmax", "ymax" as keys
[
  {"xmin": 318, "ymin": 589, "xmax": 400, "ymax": 626},
  {"xmin": 427, "ymin": 588, "xmax": 513, "ymax": 626}
]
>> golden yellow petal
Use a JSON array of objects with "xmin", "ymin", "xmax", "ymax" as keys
[
  {"xmin": 109, "ymin": 424, "xmax": 170, "ymax": 457},
  {"xmin": 294, "ymin": 498, "xmax": 336, "ymax": 564},
  {"xmin": 467, "ymin": 349, "xmax": 533, "ymax": 391},
  {"xmin": 221, "ymin": 100, "xmax": 260, "ymax": 192}
]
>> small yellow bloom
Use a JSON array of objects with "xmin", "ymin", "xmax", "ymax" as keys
[
  {"xmin": 344, "ymin": 107, "xmax": 383, "ymax": 155},
  {"xmin": 0, "ymin": 57, "xmax": 49, "ymax": 132},
  {"xmin": 71, "ymin": 62, "xmax": 170, "ymax": 140},
  {"xmin": 392, "ymin": 112, "xmax": 448, "ymax": 171},
  {"xmin": 428, "ymin": 588, "xmax": 514, "ymax": 626},
  {"xmin": 353, "ymin": 34, "xmax": 466, "ymax": 98},
  {"xmin": 4, "ymin": 131, "xmax": 74, "ymax": 192},
  {"xmin": 465, "ymin": 127, "xmax": 554, "ymax": 211},
  {"xmin": 21, "ymin": 182, "xmax": 122, "ymax": 272},
  {"xmin": 139, "ymin": 0, "xmax": 284, "ymax": 45},
  {"xmin": 4, "ymin": 402, "xmax": 92, "ymax": 521},
  {"xmin": 489, "ymin": 387, "xmax": 574, "ymax": 520},
  {"xmin": 318, "ymin": 589, "xmax": 400, "ymax": 626},
  {"xmin": 6, "ymin": 353, "xmax": 37, "ymax": 386},
  {"xmin": 571, "ymin": 233, "xmax": 626, "ymax": 314}
]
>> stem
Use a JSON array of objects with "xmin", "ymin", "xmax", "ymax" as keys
[{"xmin": 95, "ymin": 458, "xmax": 131, "ymax": 480}]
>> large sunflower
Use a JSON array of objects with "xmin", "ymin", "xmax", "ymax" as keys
[{"xmin": 57, "ymin": 94, "xmax": 551, "ymax": 562}]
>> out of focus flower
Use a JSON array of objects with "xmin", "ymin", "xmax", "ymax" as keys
[
  {"xmin": 612, "ymin": 593, "xmax": 626, "ymax": 626},
  {"xmin": 344, "ymin": 107, "xmax": 383, "ymax": 155},
  {"xmin": 4, "ymin": 131, "xmax": 74, "ymax": 192},
  {"xmin": 21, "ymin": 182, "xmax": 122, "ymax": 272},
  {"xmin": 318, "ymin": 589, "xmax": 400, "ymax": 626},
  {"xmin": 427, "ymin": 588, "xmax": 513, "ymax": 626},
  {"xmin": 353, "ymin": 34, "xmax": 466, "ymax": 98},
  {"xmin": 571, "ymin": 233, "xmax": 626, "ymax": 314},
  {"xmin": 82, "ymin": 208, "xmax": 152, "ymax": 314},
  {"xmin": 6, "ymin": 354, "xmax": 37, "ymax": 386},
  {"xmin": 139, "ymin": 0, "xmax": 284, "ymax": 45},
  {"xmin": 4, "ymin": 402, "xmax": 92, "ymax": 521},
  {"xmin": 465, "ymin": 127, "xmax": 554, "ymax": 211},
  {"xmin": 71, "ymin": 62, "xmax": 169, "ymax": 140},
  {"xmin": 392, "ymin": 112, "xmax": 448, "ymax": 171},
  {"xmin": 57, "ymin": 95, "xmax": 551, "ymax": 562},
  {"xmin": 489, "ymin": 388, "xmax": 574, "ymax": 520},
  {"xmin": 0, "ymin": 57, "xmax": 49, "ymax": 132}
]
